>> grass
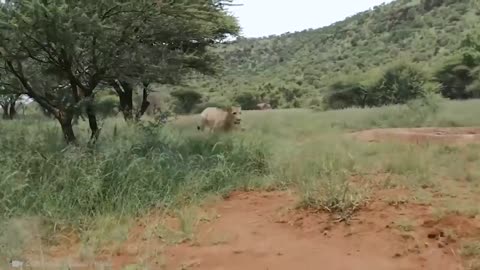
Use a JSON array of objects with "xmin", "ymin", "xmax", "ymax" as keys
[
  {"xmin": 2, "ymin": 97, "xmax": 480, "ymax": 266},
  {"xmin": 462, "ymin": 241, "xmax": 480, "ymax": 258},
  {"xmin": 154, "ymin": 206, "xmax": 202, "ymax": 245},
  {"xmin": 395, "ymin": 218, "xmax": 416, "ymax": 232}
]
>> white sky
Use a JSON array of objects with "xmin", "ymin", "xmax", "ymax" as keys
[{"xmin": 228, "ymin": 0, "xmax": 394, "ymax": 38}]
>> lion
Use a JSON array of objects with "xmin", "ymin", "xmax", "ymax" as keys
[
  {"xmin": 197, "ymin": 106, "xmax": 242, "ymax": 133},
  {"xmin": 256, "ymin": 103, "xmax": 272, "ymax": 110}
]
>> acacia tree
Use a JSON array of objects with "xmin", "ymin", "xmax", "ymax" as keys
[
  {"xmin": 108, "ymin": 0, "xmax": 239, "ymax": 121},
  {"xmin": 0, "ymin": 0, "xmax": 239, "ymax": 143}
]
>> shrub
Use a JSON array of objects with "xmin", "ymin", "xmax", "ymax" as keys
[
  {"xmin": 435, "ymin": 34, "xmax": 480, "ymax": 99},
  {"xmin": 435, "ymin": 58, "xmax": 475, "ymax": 99},
  {"xmin": 234, "ymin": 91, "xmax": 259, "ymax": 110},
  {"xmin": 368, "ymin": 63, "xmax": 430, "ymax": 106},
  {"xmin": 324, "ymin": 63, "xmax": 431, "ymax": 110},
  {"xmin": 323, "ymin": 81, "xmax": 369, "ymax": 110},
  {"xmin": 95, "ymin": 95, "xmax": 119, "ymax": 118},
  {"xmin": 170, "ymin": 89, "xmax": 203, "ymax": 114}
]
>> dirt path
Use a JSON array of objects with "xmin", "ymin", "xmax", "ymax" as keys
[
  {"xmin": 163, "ymin": 191, "xmax": 466, "ymax": 270},
  {"xmin": 350, "ymin": 127, "xmax": 480, "ymax": 145},
  {"xmin": 20, "ymin": 191, "xmax": 477, "ymax": 270}
]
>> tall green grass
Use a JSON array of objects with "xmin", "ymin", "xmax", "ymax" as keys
[
  {"xmin": 3, "ymin": 97, "xmax": 480, "ymax": 224},
  {"xmin": 2, "ymin": 97, "xmax": 480, "ymax": 262},
  {"xmin": 0, "ymin": 121, "xmax": 269, "ymax": 227}
]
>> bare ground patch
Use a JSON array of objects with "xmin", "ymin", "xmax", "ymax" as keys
[
  {"xmin": 350, "ymin": 127, "xmax": 480, "ymax": 145},
  {"xmin": 18, "ymin": 191, "xmax": 480, "ymax": 270}
]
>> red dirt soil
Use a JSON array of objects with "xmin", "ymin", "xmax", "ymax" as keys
[
  {"xmin": 350, "ymin": 127, "xmax": 480, "ymax": 145},
  {"xmin": 162, "ymin": 191, "xmax": 472, "ymax": 270},
  {"xmin": 23, "ymin": 191, "xmax": 480, "ymax": 270}
]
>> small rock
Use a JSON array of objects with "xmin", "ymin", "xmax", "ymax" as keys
[
  {"xmin": 427, "ymin": 229, "xmax": 444, "ymax": 239},
  {"xmin": 393, "ymin": 253, "xmax": 402, "ymax": 258},
  {"xmin": 233, "ymin": 250, "xmax": 244, "ymax": 254},
  {"xmin": 126, "ymin": 245, "xmax": 139, "ymax": 256},
  {"xmin": 277, "ymin": 252, "xmax": 283, "ymax": 256},
  {"xmin": 407, "ymin": 248, "xmax": 420, "ymax": 255},
  {"xmin": 438, "ymin": 242, "xmax": 445, "ymax": 248},
  {"xmin": 401, "ymin": 234, "xmax": 415, "ymax": 241},
  {"xmin": 184, "ymin": 260, "xmax": 201, "ymax": 268},
  {"xmin": 424, "ymin": 242, "xmax": 429, "ymax": 248},
  {"xmin": 445, "ymin": 235, "xmax": 456, "ymax": 244},
  {"xmin": 10, "ymin": 260, "xmax": 24, "ymax": 268}
]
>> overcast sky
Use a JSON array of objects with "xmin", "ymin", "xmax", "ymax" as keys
[{"xmin": 228, "ymin": 0, "xmax": 394, "ymax": 38}]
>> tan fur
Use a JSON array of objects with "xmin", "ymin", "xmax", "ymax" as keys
[
  {"xmin": 197, "ymin": 106, "xmax": 242, "ymax": 133},
  {"xmin": 256, "ymin": 103, "xmax": 272, "ymax": 110}
]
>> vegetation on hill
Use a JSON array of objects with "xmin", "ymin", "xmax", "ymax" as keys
[{"xmin": 183, "ymin": 0, "xmax": 480, "ymax": 109}]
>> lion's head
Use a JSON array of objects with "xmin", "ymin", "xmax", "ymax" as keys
[{"xmin": 227, "ymin": 106, "xmax": 242, "ymax": 125}]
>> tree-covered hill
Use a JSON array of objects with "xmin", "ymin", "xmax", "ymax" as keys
[{"xmin": 186, "ymin": 0, "xmax": 480, "ymax": 109}]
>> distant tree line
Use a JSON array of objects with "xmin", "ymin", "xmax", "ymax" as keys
[{"xmin": 323, "ymin": 33, "xmax": 480, "ymax": 109}]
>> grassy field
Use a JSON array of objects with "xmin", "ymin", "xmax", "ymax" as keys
[{"xmin": 1, "ymin": 97, "xmax": 480, "ymax": 269}]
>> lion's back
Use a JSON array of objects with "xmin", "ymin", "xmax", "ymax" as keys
[{"xmin": 201, "ymin": 107, "xmax": 225, "ymax": 120}]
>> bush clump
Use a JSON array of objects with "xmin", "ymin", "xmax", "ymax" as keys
[{"xmin": 324, "ymin": 63, "xmax": 434, "ymax": 110}]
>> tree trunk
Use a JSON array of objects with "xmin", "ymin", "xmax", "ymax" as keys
[
  {"xmin": 86, "ymin": 101, "xmax": 100, "ymax": 144},
  {"xmin": 8, "ymin": 102, "xmax": 16, "ymax": 119},
  {"xmin": 361, "ymin": 94, "xmax": 367, "ymax": 108},
  {"xmin": 111, "ymin": 80, "xmax": 134, "ymax": 121},
  {"xmin": 119, "ymin": 81, "xmax": 134, "ymax": 121},
  {"xmin": 2, "ymin": 105, "xmax": 8, "ymax": 119},
  {"xmin": 58, "ymin": 112, "xmax": 77, "ymax": 144},
  {"xmin": 1, "ymin": 98, "xmax": 18, "ymax": 120},
  {"xmin": 136, "ymin": 82, "xmax": 151, "ymax": 120}
]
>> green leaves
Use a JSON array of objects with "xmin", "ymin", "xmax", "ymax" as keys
[
  {"xmin": 434, "ymin": 33, "xmax": 480, "ymax": 99},
  {"xmin": 181, "ymin": 0, "xmax": 480, "ymax": 109},
  {"xmin": 0, "ymin": 0, "xmax": 240, "ymax": 142},
  {"xmin": 324, "ymin": 63, "xmax": 431, "ymax": 109}
]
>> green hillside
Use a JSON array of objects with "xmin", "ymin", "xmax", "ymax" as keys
[{"xmin": 185, "ymin": 0, "xmax": 480, "ymax": 109}]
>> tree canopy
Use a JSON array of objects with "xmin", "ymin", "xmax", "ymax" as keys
[{"xmin": 0, "ymin": 0, "xmax": 239, "ymax": 143}]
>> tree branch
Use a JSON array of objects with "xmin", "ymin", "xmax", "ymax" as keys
[{"xmin": 4, "ymin": 60, "xmax": 59, "ymax": 117}]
